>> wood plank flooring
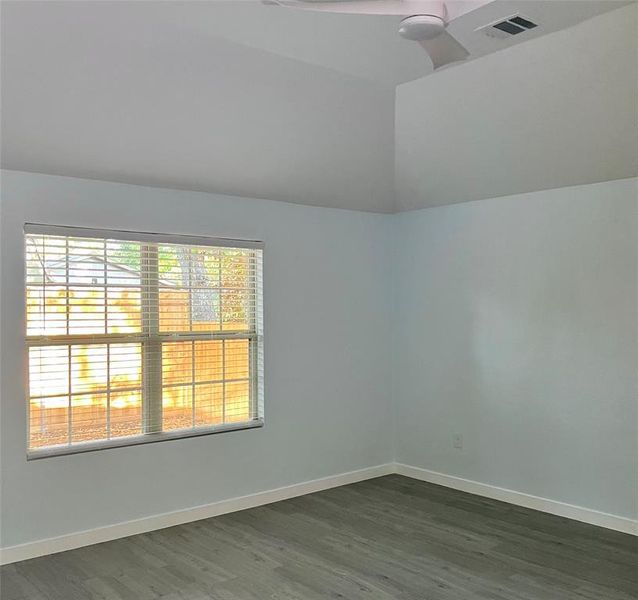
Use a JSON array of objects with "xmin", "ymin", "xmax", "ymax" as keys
[{"xmin": 2, "ymin": 475, "xmax": 637, "ymax": 599}]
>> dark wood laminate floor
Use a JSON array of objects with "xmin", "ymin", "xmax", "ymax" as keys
[{"xmin": 2, "ymin": 475, "xmax": 637, "ymax": 600}]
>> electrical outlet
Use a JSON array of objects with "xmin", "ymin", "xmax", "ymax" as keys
[{"xmin": 452, "ymin": 433, "xmax": 463, "ymax": 450}]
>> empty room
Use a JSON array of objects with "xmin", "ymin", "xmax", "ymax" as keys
[{"xmin": 0, "ymin": 0, "xmax": 636, "ymax": 598}]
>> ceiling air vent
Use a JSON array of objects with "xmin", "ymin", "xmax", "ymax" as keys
[{"xmin": 478, "ymin": 15, "xmax": 539, "ymax": 39}]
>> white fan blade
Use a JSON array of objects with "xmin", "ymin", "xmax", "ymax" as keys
[
  {"xmin": 419, "ymin": 30, "xmax": 469, "ymax": 69},
  {"xmin": 274, "ymin": 0, "xmax": 445, "ymax": 17}
]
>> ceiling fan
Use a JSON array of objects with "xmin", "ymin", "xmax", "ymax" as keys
[{"xmin": 265, "ymin": 0, "xmax": 469, "ymax": 70}]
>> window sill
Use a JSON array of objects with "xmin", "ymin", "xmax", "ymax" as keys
[{"xmin": 27, "ymin": 419, "xmax": 265, "ymax": 460}]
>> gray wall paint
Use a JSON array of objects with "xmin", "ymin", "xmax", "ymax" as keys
[
  {"xmin": 1, "ymin": 171, "xmax": 636, "ymax": 550},
  {"xmin": 0, "ymin": 170, "xmax": 393, "ymax": 548},
  {"xmin": 393, "ymin": 178, "xmax": 638, "ymax": 519}
]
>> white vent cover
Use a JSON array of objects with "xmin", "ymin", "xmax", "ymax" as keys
[{"xmin": 477, "ymin": 14, "xmax": 539, "ymax": 39}]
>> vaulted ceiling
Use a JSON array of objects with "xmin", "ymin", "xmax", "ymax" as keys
[{"xmin": 2, "ymin": 1, "xmax": 636, "ymax": 212}]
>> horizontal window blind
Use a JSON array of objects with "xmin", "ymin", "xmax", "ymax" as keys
[{"xmin": 25, "ymin": 225, "xmax": 264, "ymax": 457}]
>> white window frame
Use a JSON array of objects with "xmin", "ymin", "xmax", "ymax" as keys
[{"xmin": 25, "ymin": 224, "xmax": 264, "ymax": 459}]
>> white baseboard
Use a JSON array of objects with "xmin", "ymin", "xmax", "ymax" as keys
[
  {"xmin": 394, "ymin": 463, "xmax": 638, "ymax": 537},
  {"xmin": 3, "ymin": 461, "xmax": 635, "ymax": 565},
  {"xmin": 0, "ymin": 463, "xmax": 394, "ymax": 565}
]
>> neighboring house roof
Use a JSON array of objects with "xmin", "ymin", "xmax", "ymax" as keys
[
  {"xmin": 40, "ymin": 256, "xmax": 220, "ymax": 321},
  {"xmin": 44, "ymin": 255, "xmax": 178, "ymax": 287}
]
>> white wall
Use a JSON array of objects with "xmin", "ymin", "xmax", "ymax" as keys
[
  {"xmin": 393, "ymin": 178, "xmax": 638, "ymax": 520},
  {"xmin": 0, "ymin": 170, "xmax": 393, "ymax": 548}
]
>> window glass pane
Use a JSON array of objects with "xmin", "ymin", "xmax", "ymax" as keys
[
  {"xmin": 71, "ymin": 393, "xmax": 108, "ymax": 443},
  {"xmin": 105, "ymin": 240, "xmax": 142, "ymax": 334},
  {"xmin": 25, "ymin": 235, "xmax": 47, "ymax": 285},
  {"xmin": 162, "ymin": 341, "xmax": 193, "ymax": 385},
  {"xmin": 158, "ymin": 245, "xmax": 204, "ymax": 333},
  {"xmin": 190, "ymin": 288, "xmax": 221, "ymax": 332},
  {"xmin": 29, "ymin": 396, "xmax": 69, "ymax": 449},
  {"xmin": 225, "ymin": 381, "xmax": 250, "ymax": 423},
  {"xmin": 157, "ymin": 244, "xmax": 184, "ymax": 288},
  {"xmin": 25, "ymin": 288, "xmax": 45, "ymax": 336},
  {"xmin": 110, "ymin": 344, "xmax": 142, "ymax": 389},
  {"xmin": 110, "ymin": 390, "xmax": 142, "ymax": 438},
  {"xmin": 191, "ymin": 249, "xmax": 220, "ymax": 325},
  {"xmin": 29, "ymin": 346, "xmax": 69, "ymax": 398},
  {"xmin": 163, "ymin": 385, "xmax": 193, "ymax": 431},
  {"xmin": 221, "ymin": 250, "xmax": 251, "ymax": 288},
  {"xmin": 68, "ymin": 237, "xmax": 106, "ymax": 281},
  {"xmin": 68, "ymin": 287, "xmax": 106, "ymax": 334},
  {"xmin": 221, "ymin": 288, "xmax": 252, "ymax": 331},
  {"xmin": 159, "ymin": 289, "xmax": 191, "ymax": 332},
  {"xmin": 194, "ymin": 340, "xmax": 223, "ymax": 382},
  {"xmin": 71, "ymin": 344, "xmax": 108, "ymax": 394},
  {"xmin": 225, "ymin": 339, "xmax": 250, "ymax": 380},
  {"xmin": 194, "ymin": 383, "xmax": 223, "ymax": 427},
  {"xmin": 67, "ymin": 343, "xmax": 142, "ymax": 394},
  {"xmin": 162, "ymin": 340, "xmax": 194, "ymax": 431},
  {"xmin": 107, "ymin": 289, "xmax": 141, "ymax": 334},
  {"xmin": 26, "ymin": 236, "xmax": 143, "ymax": 336},
  {"xmin": 67, "ymin": 238, "xmax": 106, "ymax": 286},
  {"xmin": 26, "ymin": 286, "xmax": 68, "ymax": 336},
  {"xmin": 158, "ymin": 245, "xmax": 256, "ymax": 334},
  {"xmin": 106, "ymin": 240, "xmax": 142, "ymax": 285}
]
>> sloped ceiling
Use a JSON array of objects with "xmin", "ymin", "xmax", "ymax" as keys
[
  {"xmin": 1, "ymin": 1, "xmax": 636, "ymax": 212},
  {"xmin": 395, "ymin": 2, "xmax": 638, "ymax": 210},
  {"xmin": 0, "ymin": 1, "xmax": 396, "ymax": 212}
]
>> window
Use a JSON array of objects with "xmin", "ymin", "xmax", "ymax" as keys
[{"xmin": 25, "ymin": 225, "xmax": 264, "ymax": 458}]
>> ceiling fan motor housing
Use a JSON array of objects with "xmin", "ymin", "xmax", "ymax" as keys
[{"xmin": 399, "ymin": 15, "xmax": 446, "ymax": 41}]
